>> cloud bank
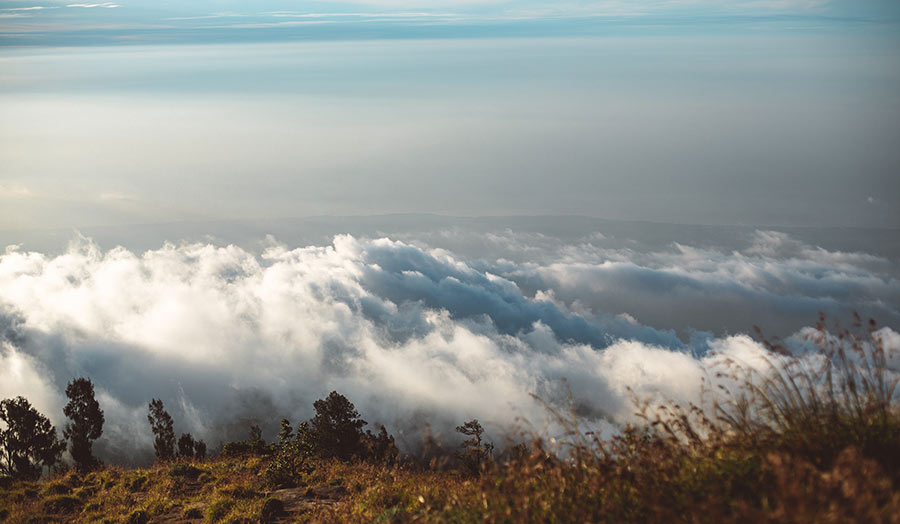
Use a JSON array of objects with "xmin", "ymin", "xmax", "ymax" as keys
[{"xmin": 0, "ymin": 231, "xmax": 897, "ymax": 463}]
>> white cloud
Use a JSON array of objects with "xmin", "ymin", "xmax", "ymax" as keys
[
  {"xmin": 1, "ymin": 231, "xmax": 894, "ymax": 463},
  {"xmin": 67, "ymin": 2, "xmax": 119, "ymax": 8},
  {"xmin": 0, "ymin": 184, "xmax": 34, "ymax": 198},
  {"xmin": 1, "ymin": 6, "xmax": 58, "ymax": 10}
]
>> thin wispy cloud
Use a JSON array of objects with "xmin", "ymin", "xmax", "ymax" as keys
[
  {"xmin": 1, "ymin": 5, "xmax": 58, "ymax": 10},
  {"xmin": 0, "ymin": 184, "xmax": 34, "ymax": 198},
  {"xmin": 66, "ymin": 2, "xmax": 118, "ymax": 8},
  {"xmin": 3, "ymin": 0, "xmax": 890, "ymax": 48}
]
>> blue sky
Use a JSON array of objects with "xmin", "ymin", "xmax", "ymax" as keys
[{"xmin": 1, "ymin": 0, "xmax": 899, "ymax": 45}]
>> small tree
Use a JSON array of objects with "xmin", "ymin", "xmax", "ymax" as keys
[
  {"xmin": 310, "ymin": 391, "xmax": 367, "ymax": 460},
  {"xmin": 0, "ymin": 396, "xmax": 65, "ymax": 480},
  {"xmin": 177, "ymin": 433, "xmax": 195, "ymax": 459},
  {"xmin": 147, "ymin": 399, "xmax": 175, "ymax": 462},
  {"xmin": 295, "ymin": 420, "xmax": 316, "ymax": 457},
  {"xmin": 63, "ymin": 377, "xmax": 105, "ymax": 473},
  {"xmin": 249, "ymin": 424, "xmax": 263, "ymax": 444},
  {"xmin": 364, "ymin": 425, "xmax": 399, "ymax": 464},
  {"xmin": 456, "ymin": 419, "xmax": 493, "ymax": 475},
  {"xmin": 194, "ymin": 440, "xmax": 207, "ymax": 460},
  {"xmin": 264, "ymin": 419, "xmax": 316, "ymax": 488},
  {"xmin": 249, "ymin": 423, "xmax": 269, "ymax": 454},
  {"xmin": 278, "ymin": 418, "xmax": 293, "ymax": 444}
]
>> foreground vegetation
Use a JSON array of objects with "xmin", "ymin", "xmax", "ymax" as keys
[{"xmin": 2, "ymin": 315, "xmax": 899, "ymax": 523}]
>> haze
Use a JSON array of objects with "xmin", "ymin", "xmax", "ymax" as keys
[{"xmin": 2, "ymin": 0, "xmax": 899, "ymax": 230}]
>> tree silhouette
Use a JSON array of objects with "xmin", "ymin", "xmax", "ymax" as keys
[
  {"xmin": 456, "ymin": 419, "xmax": 493, "ymax": 474},
  {"xmin": 278, "ymin": 418, "xmax": 293, "ymax": 444},
  {"xmin": 194, "ymin": 439, "xmax": 207, "ymax": 460},
  {"xmin": 63, "ymin": 377, "xmax": 104, "ymax": 473},
  {"xmin": 310, "ymin": 391, "xmax": 367, "ymax": 460},
  {"xmin": 364, "ymin": 425, "xmax": 399, "ymax": 464},
  {"xmin": 249, "ymin": 424, "xmax": 263, "ymax": 445},
  {"xmin": 147, "ymin": 399, "xmax": 175, "ymax": 462},
  {"xmin": 0, "ymin": 396, "xmax": 65, "ymax": 480},
  {"xmin": 177, "ymin": 433, "xmax": 195, "ymax": 459}
]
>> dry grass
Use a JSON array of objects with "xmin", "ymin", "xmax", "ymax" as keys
[{"xmin": 1, "ymin": 316, "xmax": 897, "ymax": 523}]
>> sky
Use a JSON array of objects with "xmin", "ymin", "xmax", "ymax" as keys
[
  {"xmin": 1, "ymin": 1, "xmax": 899, "ymax": 462},
  {"xmin": 1, "ymin": 0, "xmax": 899, "ymax": 229}
]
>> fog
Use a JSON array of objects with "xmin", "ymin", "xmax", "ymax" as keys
[{"xmin": 1, "ymin": 223, "xmax": 897, "ymax": 463}]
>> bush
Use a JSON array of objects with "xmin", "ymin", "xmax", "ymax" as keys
[
  {"xmin": 42, "ymin": 494, "xmax": 82, "ymax": 514},
  {"xmin": 260, "ymin": 497, "xmax": 285, "ymax": 522},
  {"xmin": 168, "ymin": 462, "xmax": 204, "ymax": 480},
  {"xmin": 206, "ymin": 499, "xmax": 235, "ymax": 523},
  {"xmin": 265, "ymin": 439, "xmax": 313, "ymax": 488},
  {"xmin": 221, "ymin": 439, "xmax": 268, "ymax": 457},
  {"xmin": 128, "ymin": 474, "xmax": 148, "ymax": 492},
  {"xmin": 125, "ymin": 509, "xmax": 149, "ymax": 524},
  {"xmin": 456, "ymin": 419, "xmax": 493, "ymax": 475},
  {"xmin": 74, "ymin": 485, "xmax": 97, "ymax": 499},
  {"xmin": 42, "ymin": 480, "xmax": 71, "ymax": 495}
]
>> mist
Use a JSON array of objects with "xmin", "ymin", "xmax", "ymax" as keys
[
  {"xmin": 1, "ymin": 224, "xmax": 897, "ymax": 464},
  {"xmin": 2, "ymin": 35, "xmax": 899, "ymax": 230}
]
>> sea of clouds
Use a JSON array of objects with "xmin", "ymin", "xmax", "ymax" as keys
[{"xmin": 1, "ymin": 226, "xmax": 898, "ymax": 464}]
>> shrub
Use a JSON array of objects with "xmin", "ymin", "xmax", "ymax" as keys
[
  {"xmin": 363, "ymin": 425, "xmax": 400, "ymax": 465},
  {"xmin": 195, "ymin": 439, "xmax": 208, "ymax": 460},
  {"xmin": 265, "ymin": 439, "xmax": 313, "ymax": 488},
  {"xmin": 206, "ymin": 499, "xmax": 235, "ymax": 523},
  {"xmin": 74, "ymin": 485, "xmax": 97, "ymax": 499},
  {"xmin": 168, "ymin": 462, "xmax": 204, "ymax": 480},
  {"xmin": 125, "ymin": 509, "xmax": 149, "ymax": 524},
  {"xmin": 128, "ymin": 474, "xmax": 148, "ymax": 492},
  {"xmin": 42, "ymin": 494, "xmax": 82, "ymax": 514},
  {"xmin": 42, "ymin": 480, "xmax": 71, "ymax": 495},
  {"xmin": 178, "ymin": 432, "xmax": 196, "ymax": 459},
  {"xmin": 183, "ymin": 505, "xmax": 205, "ymax": 519},
  {"xmin": 455, "ymin": 419, "xmax": 493, "ymax": 475},
  {"xmin": 221, "ymin": 440, "xmax": 254, "ymax": 457},
  {"xmin": 260, "ymin": 497, "xmax": 285, "ymax": 522}
]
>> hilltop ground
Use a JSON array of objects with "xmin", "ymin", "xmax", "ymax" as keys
[{"xmin": 2, "ymin": 426, "xmax": 899, "ymax": 524}]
